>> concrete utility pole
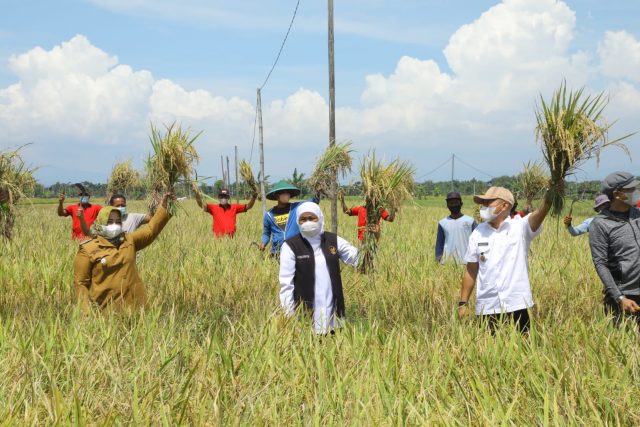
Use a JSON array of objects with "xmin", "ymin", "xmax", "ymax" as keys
[
  {"xmin": 235, "ymin": 145, "xmax": 239, "ymax": 203},
  {"xmin": 328, "ymin": 0, "xmax": 338, "ymax": 233},
  {"xmin": 450, "ymin": 154, "xmax": 455, "ymax": 193},
  {"xmin": 257, "ymin": 88, "xmax": 267, "ymax": 215},
  {"xmin": 220, "ymin": 156, "xmax": 226, "ymax": 190}
]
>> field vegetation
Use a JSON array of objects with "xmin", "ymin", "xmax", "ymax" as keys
[{"xmin": 1, "ymin": 197, "xmax": 638, "ymax": 424}]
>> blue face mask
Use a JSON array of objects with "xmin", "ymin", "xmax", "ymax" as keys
[
  {"xmin": 117, "ymin": 207, "xmax": 127, "ymax": 217},
  {"xmin": 80, "ymin": 196, "xmax": 90, "ymax": 204}
]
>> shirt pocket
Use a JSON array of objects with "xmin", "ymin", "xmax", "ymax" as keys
[{"xmin": 477, "ymin": 240, "xmax": 490, "ymax": 262}]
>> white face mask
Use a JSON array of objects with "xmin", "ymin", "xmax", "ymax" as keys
[
  {"xmin": 300, "ymin": 221, "xmax": 321, "ymax": 238},
  {"xmin": 219, "ymin": 198, "xmax": 229, "ymax": 205},
  {"xmin": 103, "ymin": 223, "xmax": 123, "ymax": 239},
  {"xmin": 479, "ymin": 206, "xmax": 498, "ymax": 222},
  {"xmin": 622, "ymin": 189, "xmax": 640, "ymax": 207}
]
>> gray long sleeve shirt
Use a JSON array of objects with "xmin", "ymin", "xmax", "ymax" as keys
[{"xmin": 589, "ymin": 208, "xmax": 640, "ymax": 301}]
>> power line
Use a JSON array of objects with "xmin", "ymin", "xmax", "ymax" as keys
[
  {"xmin": 454, "ymin": 155, "xmax": 494, "ymax": 179},
  {"xmin": 259, "ymin": 0, "xmax": 302, "ymax": 90},
  {"xmin": 249, "ymin": 95, "xmax": 259, "ymax": 163},
  {"xmin": 416, "ymin": 157, "xmax": 453, "ymax": 180}
]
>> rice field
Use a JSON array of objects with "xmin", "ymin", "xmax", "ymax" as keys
[{"xmin": 1, "ymin": 197, "xmax": 639, "ymax": 425}]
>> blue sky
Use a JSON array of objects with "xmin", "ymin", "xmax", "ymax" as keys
[{"xmin": 1, "ymin": 0, "xmax": 639, "ymax": 185}]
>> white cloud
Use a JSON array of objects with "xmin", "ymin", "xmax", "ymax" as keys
[
  {"xmin": 1, "ymin": 0, "xmax": 639, "ymax": 184},
  {"xmin": 599, "ymin": 30, "xmax": 640, "ymax": 83}
]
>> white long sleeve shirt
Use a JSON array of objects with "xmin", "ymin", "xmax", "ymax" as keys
[{"xmin": 279, "ymin": 234, "xmax": 358, "ymax": 333}]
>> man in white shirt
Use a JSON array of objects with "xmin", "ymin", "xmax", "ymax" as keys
[
  {"xmin": 457, "ymin": 184, "xmax": 558, "ymax": 332},
  {"xmin": 80, "ymin": 194, "xmax": 150, "ymax": 236}
]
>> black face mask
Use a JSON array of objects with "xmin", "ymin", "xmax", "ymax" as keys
[{"xmin": 449, "ymin": 206, "xmax": 462, "ymax": 215}]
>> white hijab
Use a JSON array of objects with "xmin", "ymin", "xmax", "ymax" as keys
[{"xmin": 296, "ymin": 201, "xmax": 324, "ymax": 247}]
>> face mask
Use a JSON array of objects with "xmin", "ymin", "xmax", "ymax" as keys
[
  {"xmin": 449, "ymin": 206, "xmax": 462, "ymax": 215},
  {"xmin": 102, "ymin": 223, "xmax": 123, "ymax": 239},
  {"xmin": 80, "ymin": 196, "xmax": 90, "ymax": 204},
  {"xmin": 219, "ymin": 198, "xmax": 229, "ymax": 205},
  {"xmin": 117, "ymin": 207, "xmax": 127, "ymax": 217},
  {"xmin": 622, "ymin": 190, "xmax": 640, "ymax": 207},
  {"xmin": 300, "ymin": 221, "xmax": 321, "ymax": 238},
  {"xmin": 479, "ymin": 206, "xmax": 498, "ymax": 222}
]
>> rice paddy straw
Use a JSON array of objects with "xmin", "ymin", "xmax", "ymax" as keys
[
  {"xmin": 0, "ymin": 145, "xmax": 37, "ymax": 240},
  {"xmin": 145, "ymin": 122, "xmax": 201, "ymax": 215},
  {"xmin": 308, "ymin": 142, "xmax": 353, "ymax": 198},
  {"xmin": 239, "ymin": 160, "xmax": 259, "ymax": 194},
  {"xmin": 359, "ymin": 151, "xmax": 414, "ymax": 273},
  {"xmin": 107, "ymin": 160, "xmax": 141, "ymax": 196},
  {"xmin": 535, "ymin": 81, "xmax": 634, "ymax": 215},
  {"xmin": 518, "ymin": 161, "xmax": 549, "ymax": 211}
]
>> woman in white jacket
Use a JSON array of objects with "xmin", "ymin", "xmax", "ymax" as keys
[{"xmin": 279, "ymin": 202, "xmax": 358, "ymax": 333}]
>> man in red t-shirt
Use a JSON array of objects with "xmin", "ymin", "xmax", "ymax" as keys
[
  {"xmin": 194, "ymin": 187, "xmax": 257, "ymax": 238},
  {"xmin": 57, "ymin": 189, "xmax": 102, "ymax": 240},
  {"xmin": 340, "ymin": 193, "xmax": 395, "ymax": 241}
]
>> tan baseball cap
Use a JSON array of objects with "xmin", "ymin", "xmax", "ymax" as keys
[{"xmin": 473, "ymin": 186, "xmax": 515, "ymax": 205}]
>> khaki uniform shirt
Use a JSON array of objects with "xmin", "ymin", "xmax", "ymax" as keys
[{"xmin": 73, "ymin": 207, "xmax": 169, "ymax": 311}]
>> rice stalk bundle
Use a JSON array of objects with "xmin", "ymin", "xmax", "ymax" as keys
[
  {"xmin": 239, "ymin": 160, "xmax": 259, "ymax": 194},
  {"xmin": 0, "ymin": 146, "xmax": 37, "ymax": 240},
  {"xmin": 518, "ymin": 161, "xmax": 549, "ymax": 211},
  {"xmin": 359, "ymin": 151, "xmax": 414, "ymax": 273},
  {"xmin": 535, "ymin": 81, "xmax": 634, "ymax": 215},
  {"xmin": 308, "ymin": 142, "xmax": 353, "ymax": 198},
  {"xmin": 145, "ymin": 122, "xmax": 201, "ymax": 215},
  {"xmin": 107, "ymin": 160, "xmax": 141, "ymax": 196}
]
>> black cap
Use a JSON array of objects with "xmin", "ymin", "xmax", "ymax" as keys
[
  {"xmin": 446, "ymin": 191, "xmax": 462, "ymax": 201},
  {"xmin": 218, "ymin": 189, "xmax": 231, "ymax": 198},
  {"xmin": 601, "ymin": 172, "xmax": 640, "ymax": 196}
]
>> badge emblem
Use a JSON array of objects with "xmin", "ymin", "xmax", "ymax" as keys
[{"xmin": 329, "ymin": 246, "xmax": 337, "ymax": 255}]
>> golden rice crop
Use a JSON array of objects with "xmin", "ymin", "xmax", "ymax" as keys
[
  {"xmin": 107, "ymin": 160, "xmax": 141, "ymax": 196},
  {"xmin": 308, "ymin": 142, "xmax": 353, "ymax": 198},
  {"xmin": 359, "ymin": 151, "xmax": 414, "ymax": 273},
  {"xmin": 0, "ymin": 145, "xmax": 36, "ymax": 240},
  {"xmin": 145, "ymin": 122, "xmax": 201, "ymax": 215},
  {"xmin": 535, "ymin": 81, "xmax": 633, "ymax": 215},
  {"xmin": 518, "ymin": 161, "xmax": 549, "ymax": 211},
  {"xmin": 239, "ymin": 160, "xmax": 259, "ymax": 194}
]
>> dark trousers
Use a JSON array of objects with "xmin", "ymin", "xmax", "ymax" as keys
[
  {"xmin": 604, "ymin": 295, "xmax": 640, "ymax": 327},
  {"xmin": 481, "ymin": 309, "xmax": 530, "ymax": 334}
]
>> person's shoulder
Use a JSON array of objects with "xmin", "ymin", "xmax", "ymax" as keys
[{"xmin": 78, "ymin": 237, "xmax": 99, "ymax": 253}]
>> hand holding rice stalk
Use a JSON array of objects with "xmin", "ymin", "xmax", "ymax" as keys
[
  {"xmin": 0, "ymin": 145, "xmax": 37, "ymax": 240},
  {"xmin": 536, "ymin": 81, "xmax": 634, "ymax": 216},
  {"xmin": 107, "ymin": 160, "xmax": 141, "ymax": 196},
  {"xmin": 308, "ymin": 142, "xmax": 353, "ymax": 198},
  {"xmin": 359, "ymin": 151, "xmax": 414, "ymax": 274},
  {"xmin": 239, "ymin": 160, "xmax": 259, "ymax": 195},
  {"xmin": 518, "ymin": 161, "xmax": 549, "ymax": 212},
  {"xmin": 146, "ymin": 122, "xmax": 201, "ymax": 215}
]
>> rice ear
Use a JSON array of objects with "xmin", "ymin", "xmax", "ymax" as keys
[
  {"xmin": 145, "ymin": 121, "xmax": 201, "ymax": 215},
  {"xmin": 308, "ymin": 142, "xmax": 353, "ymax": 198},
  {"xmin": 536, "ymin": 81, "xmax": 632, "ymax": 216},
  {"xmin": 358, "ymin": 150, "xmax": 414, "ymax": 273}
]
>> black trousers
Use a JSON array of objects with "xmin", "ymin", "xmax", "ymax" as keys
[
  {"xmin": 481, "ymin": 309, "xmax": 530, "ymax": 334},
  {"xmin": 604, "ymin": 295, "xmax": 640, "ymax": 327}
]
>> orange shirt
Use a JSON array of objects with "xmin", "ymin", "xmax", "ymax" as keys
[
  {"xmin": 206, "ymin": 203, "xmax": 247, "ymax": 237},
  {"xmin": 349, "ymin": 206, "xmax": 390, "ymax": 241}
]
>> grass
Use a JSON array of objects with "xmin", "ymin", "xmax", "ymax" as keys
[{"xmin": 0, "ymin": 198, "xmax": 639, "ymax": 424}]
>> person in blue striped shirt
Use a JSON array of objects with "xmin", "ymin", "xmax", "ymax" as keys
[
  {"xmin": 435, "ymin": 192, "xmax": 477, "ymax": 264},
  {"xmin": 563, "ymin": 194, "xmax": 610, "ymax": 237}
]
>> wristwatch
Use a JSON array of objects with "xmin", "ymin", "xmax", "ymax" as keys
[
  {"xmin": 618, "ymin": 295, "xmax": 626, "ymax": 304},
  {"xmin": 458, "ymin": 301, "xmax": 468, "ymax": 307}
]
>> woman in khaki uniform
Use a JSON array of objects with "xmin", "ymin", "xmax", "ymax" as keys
[{"xmin": 73, "ymin": 192, "xmax": 174, "ymax": 312}]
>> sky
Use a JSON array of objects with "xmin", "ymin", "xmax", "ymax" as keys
[{"xmin": 0, "ymin": 0, "xmax": 639, "ymax": 185}]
